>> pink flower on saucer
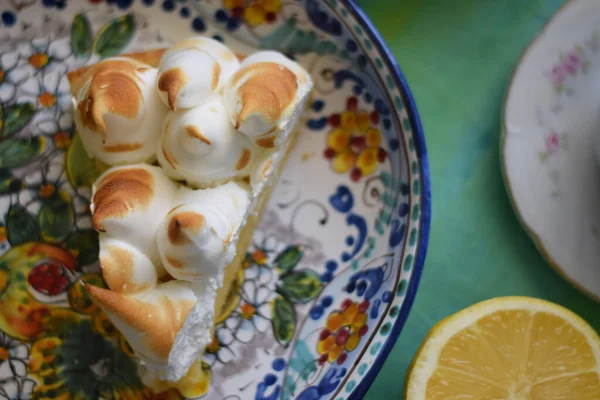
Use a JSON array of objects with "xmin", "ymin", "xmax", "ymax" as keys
[
  {"xmin": 567, "ymin": 51, "xmax": 580, "ymax": 67},
  {"xmin": 546, "ymin": 132, "xmax": 560, "ymax": 153},
  {"xmin": 563, "ymin": 61, "xmax": 577, "ymax": 74},
  {"xmin": 551, "ymin": 65, "xmax": 565, "ymax": 84},
  {"xmin": 563, "ymin": 52, "xmax": 581, "ymax": 74}
]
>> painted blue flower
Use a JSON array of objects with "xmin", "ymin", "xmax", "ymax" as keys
[{"xmin": 41, "ymin": 0, "xmax": 66, "ymax": 10}]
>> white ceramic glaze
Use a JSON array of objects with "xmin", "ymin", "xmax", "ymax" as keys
[{"xmin": 503, "ymin": 0, "xmax": 600, "ymax": 301}]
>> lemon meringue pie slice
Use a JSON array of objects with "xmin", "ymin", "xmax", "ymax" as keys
[{"xmin": 67, "ymin": 37, "xmax": 312, "ymax": 387}]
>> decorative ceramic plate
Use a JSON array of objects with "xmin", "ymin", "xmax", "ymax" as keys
[
  {"xmin": 502, "ymin": 0, "xmax": 600, "ymax": 302},
  {"xmin": 0, "ymin": 0, "xmax": 430, "ymax": 399}
]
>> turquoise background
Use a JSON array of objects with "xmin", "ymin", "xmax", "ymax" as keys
[{"xmin": 355, "ymin": 0, "xmax": 600, "ymax": 398}]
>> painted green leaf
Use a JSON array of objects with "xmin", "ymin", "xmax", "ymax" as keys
[
  {"xmin": 56, "ymin": 320, "xmax": 120, "ymax": 397},
  {"xmin": 314, "ymin": 39, "xmax": 337, "ymax": 56},
  {"xmin": 278, "ymin": 269, "xmax": 322, "ymax": 303},
  {"xmin": 0, "ymin": 169, "xmax": 22, "ymax": 195},
  {"xmin": 99, "ymin": 339, "xmax": 146, "ymax": 395},
  {"xmin": 2, "ymin": 103, "xmax": 36, "ymax": 138},
  {"xmin": 260, "ymin": 17, "xmax": 296, "ymax": 50},
  {"xmin": 6, "ymin": 204, "xmax": 40, "ymax": 246},
  {"xmin": 271, "ymin": 294, "xmax": 296, "ymax": 346},
  {"xmin": 93, "ymin": 14, "xmax": 136, "ymax": 59},
  {"xmin": 65, "ymin": 229, "xmax": 99, "ymax": 266},
  {"xmin": 0, "ymin": 137, "xmax": 46, "ymax": 169},
  {"xmin": 275, "ymin": 245, "xmax": 303, "ymax": 273},
  {"xmin": 71, "ymin": 13, "xmax": 93, "ymax": 57},
  {"xmin": 39, "ymin": 191, "xmax": 75, "ymax": 243},
  {"xmin": 66, "ymin": 134, "xmax": 100, "ymax": 188}
]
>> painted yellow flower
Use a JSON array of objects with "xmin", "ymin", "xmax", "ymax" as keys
[
  {"xmin": 53, "ymin": 131, "xmax": 71, "ymax": 149},
  {"xmin": 224, "ymin": 0, "xmax": 281, "ymax": 27},
  {"xmin": 240, "ymin": 302, "xmax": 256, "ymax": 319},
  {"xmin": 39, "ymin": 183, "xmax": 55, "ymax": 198},
  {"xmin": 29, "ymin": 53, "xmax": 49, "ymax": 69},
  {"xmin": 251, "ymin": 248, "xmax": 268, "ymax": 265},
  {"xmin": 316, "ymin": 299, "xmax": 370, "ymax": 365},
  {"xmin": 324, "ymin": 97, "xmax": 387, "ymax": 181},
  {"xmin": 38, "ymin": 91, "xmax": 56, "ymax": 108}
]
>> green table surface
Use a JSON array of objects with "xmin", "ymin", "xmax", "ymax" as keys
[{"xmin": 354, "ymin": 0, "xmax": 600, "ymax": 398}]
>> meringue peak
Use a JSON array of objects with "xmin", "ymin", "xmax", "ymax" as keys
[
  {"xmin": 73, "ymin": 57, "xmax": 168, "ymax": 165},
  {"xmin": 79, "ymin": 65, "xmax": 145, "ymax": 142},
  {"xmin": 91, "ymin": 164, "xmax": 178, "ymax": 271},
  {"xmin": 99, "ymin": 239, "xmax": 157, "ymax": 297},
  {"xmin": 85, "ymin": 281, "xmax": 196, "ymax": 363},
  {"xmin": 184, "ymin": 125, "xmax": 211, "ymax": 145},
  {"xmin": 91, "ymin": 166, "xmax": 155, "ymax": 232},
  {"xmin": 223, "ymin": 51, "xmax": 312, "ymax": 145},
  {"xmin": 157, "ymin": 67, "xmax": 188, "ymax": 111},
  {"xmin": 157, "ymin": 182, "xmax": 251, "ymax": 283},
  {"xmin": 157, "ymin": 37, "xmax": 239, "ymax": 110},
  {"xmin": 157, "ymin": 98, "xmax": 253, "ymax": 187},
  {"xmin": 167, "ymin": 211, "xmax": 206, "ymax": 245},
  {"xmin": 233, "ymin": 62, "xmax": 298, "ymax": 132}
]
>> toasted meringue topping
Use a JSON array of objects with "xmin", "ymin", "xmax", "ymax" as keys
[
  {"xmin": 75, "ymin": 39, "xmax": 314, "ymax": 384},
  {"xmin": 231, "ymin": 62, "xmax": 297, "ymax": 131},
  {"xmin": 86, "ymin": 281, "xmax": 197, "ymax": 364},
  {"xmin": 99, "ymin": 238, "xmax": 157, "ymax": 297},
  {"xmin": 157, "ymin": 99, "xmax": 253, "ymax": 187},
  {"xmin": 67, "ymin": 49, "xmax": 167, "ymax": 92},
  {"xmin": 157, "ymin": 37, "xmax": 240, "ymax": 110},
  {"xmin": 223, "ymin": 51, "xmax": 312, "ymax": 139},
  {"xmin": 167, "ymin": 211, "xmax": 206, "ymax": 245},
  {"xmin": 156, "ymin": 182, "xmax": 251, "ymax": 283},
  {"xmin": 255, "ymin": 134, "xmax": 277, "ymax": 149},
  {"xmin": 92, "ymin": 167, "xmax": 154, "ymax": 232},
  {"xmin": 92, "ymin": 164, "xmax": 178, "ymax": 268},
  {"xmin": 73, "ymin": 57, "xmax": 167, "ymax": 165},
  {"xmin": 157, "ymin": 67, "xmax": 189, "ymax": 111}
]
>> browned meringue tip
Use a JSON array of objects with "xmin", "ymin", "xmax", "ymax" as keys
[
  {"xmin": 232, "ymin": 62, "xmax": 298, "ymax": 128},
  {"xmin": 99, "ymin": 245, "xmax": 150, "ymax": 295},
  {"xmin": 67, "ymin": 48, "xmax": 167, "ymax": 95},
  {"xmin": 211, "ymin": 62, "xmax": 221, "ymax": 92},
  {"xmin": 235, "ymin": 148, "xmax": 252, "ymax": 171},
  {"xmin": 91, "ymin": 167, "xmax": 154, "ymax": 232},
  {"xmin": 67, "ymin": 48, "xmax": 245, "ymax": 96},
  {"xmin": 83, "ymin": 282, "xmax": 114, "ymax": 306},
  {"xmin": 184, "ymin": 125, "xmax": 211, "ymax": 145},
  {"xmin": 85, "ymin": 282, "xmax": 195, "ymax": 359},
  {"xmin": 76, "ymin": 59, "xmax": 147, "ymax": 142},
  {"xmin": 167, "ymin": 211, "xmax": 206, "ymax": 245},
  {"xmin": 255, "ymin": 135, "xmax": 276, "ymax": 149},
  {"xmin": 158, "ymin": 67, "xmax": 188, "ymax": 111}
]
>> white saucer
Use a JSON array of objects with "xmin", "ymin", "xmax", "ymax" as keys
[{"xmin": 502, "ymin": 0, "xmax": 600, "ymax": 301}]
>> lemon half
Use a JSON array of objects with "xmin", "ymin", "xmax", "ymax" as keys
[{"xmin": 406, "ymin": 297, "xmax": 600, "ymax": 399}]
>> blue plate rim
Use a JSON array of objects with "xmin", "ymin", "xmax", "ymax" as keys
[{"xmin": 341, "ymin": 1, "xmax": 431, "ymax": 398}]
